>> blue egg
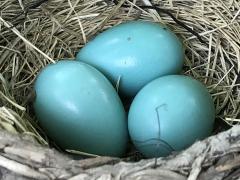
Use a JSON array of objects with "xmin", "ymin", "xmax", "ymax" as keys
[
  {"xmin": 76, "ymin": 21, "xmax": 184, "ymax": 97},
  {"xmin": 34, "ymin": 60, "xmax": 128, "ymax": 157},
  {"xmin": 128, "ymin": 75, "xmax": 215, "ymax": 158}
]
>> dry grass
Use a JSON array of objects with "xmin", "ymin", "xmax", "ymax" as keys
[{"xmin": 0, "ymin": 0, "xmax": 239, "ymax": 145}]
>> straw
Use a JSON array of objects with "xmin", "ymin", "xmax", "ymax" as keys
[{"xmin": 0, "ymin": 0, "xmax": 239, "ymax": 145}]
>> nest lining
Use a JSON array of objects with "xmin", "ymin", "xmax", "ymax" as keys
[{"xmin": 0, "ymin": 0, "xmax": 239, "ymax": 152}]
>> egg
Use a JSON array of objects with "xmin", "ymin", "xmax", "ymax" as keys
[
  {"xmin": 128, "ymin": 75, "xmax": 215, "ymax": 158},
  {"xmin": 34, "ymin": 60, "xmax": 128, "ymax": 157},
  {"xmin": 76, "ymin": 21, "xmax": 184, "ymax": 97}
]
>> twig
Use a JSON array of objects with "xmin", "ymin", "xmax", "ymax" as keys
[
  {"xmin": 188, "ymin": 147, "xmax": 209, "ymax": 180},
  {"xmin": 0, "ymin": 155, "xmax": 48, "ymax": 179}
]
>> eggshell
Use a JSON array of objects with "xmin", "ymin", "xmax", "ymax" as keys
[
  {"xmin": 128, "ymin": 75, "xmax": 215, "ymax": 158},
  {"xmin": 34, "ymin": 60, "xmax": 128, "ymax": 157},
  {"xmin": 76, "ymin": 21, "xmax": 184, "ymax": 97}
]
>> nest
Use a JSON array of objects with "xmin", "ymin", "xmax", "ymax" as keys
[{"xmin": 0, "ymin": 0, "xmax": 240, "ymax": 179}]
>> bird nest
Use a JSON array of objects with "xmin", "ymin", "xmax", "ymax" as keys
[{"xmin": 0, "ymin": 0, "xmax": 240, "ymax": 179}]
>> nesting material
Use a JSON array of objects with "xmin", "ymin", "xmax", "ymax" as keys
[{"xmin": 0, "ymin": 0, "xmax": 239, "ymax": 146}]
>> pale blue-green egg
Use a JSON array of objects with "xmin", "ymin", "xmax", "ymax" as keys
[
  {"xmin": 76, "ymin": 21, "xmax": 184, "ymax": 97},
  {"xmin": 34, "ymin": 60, "xmax": 128, "ymax": 157},
  {"xmin": 128, "ymin": 75, "xmax": 215, "ymax": 158}
]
